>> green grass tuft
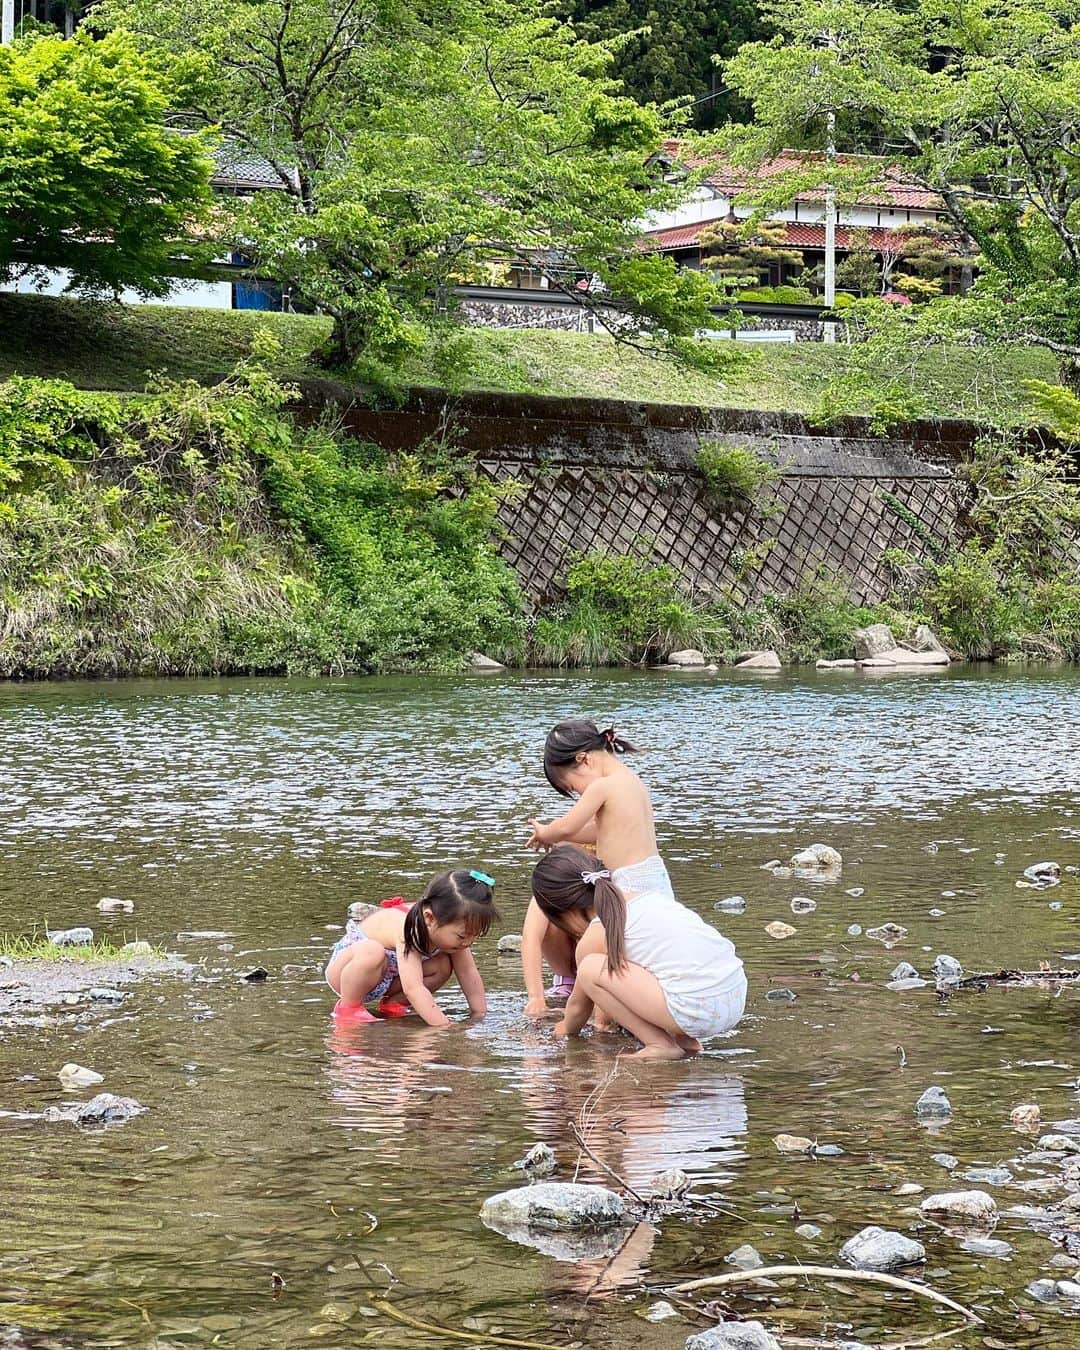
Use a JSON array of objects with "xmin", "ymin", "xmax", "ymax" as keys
[{"xmin": 0, "ymin": 932, "xmax": 163, "ymax": 961}]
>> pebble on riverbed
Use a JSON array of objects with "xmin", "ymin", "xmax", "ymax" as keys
[
  {"xmin": 839, "ymin": 1225, "xmax": 926, "ymax": 1271},
  {"xmin": 686, "ymin": 1324, "xmax": 781, "ymax": 1350}
]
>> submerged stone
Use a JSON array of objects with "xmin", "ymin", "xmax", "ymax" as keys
[
  {"xmin": 687, "ymin": 1323, "xmax": 781, "ymax": 1350},
  {"xmin": 790, "ymin": 843, "xmax": 842, "ymax": 869},
  {"xmin": 43, "ymin": 1092, "xmax": 145, "ymax": 1127},
  {"xmin": 919, "ymin": 1190, "xmax": 998, "ymax": 1226},
  {"xmin": 931, "ymin": 1153, "xmax": 959, "ymax": 1169},
  {"xmin": 932, "ymin": 954, "xmax": 964, "ymax": 982},
  {"xmin": 840, "ymin": 1225, "xmax": 926, "ymax": 1271},
  {"xmin": 915, "ymin": 1086, "xmax": 953, "ymax": 1120},
  {"xmin": 890, "ymin": 961, "xmax": 920, "ymax": 981},
  {"xmin": 724, "ymin": 1243, "xmax": 764, "ymax": 1270}
]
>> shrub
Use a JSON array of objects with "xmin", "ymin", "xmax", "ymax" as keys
[{"xmin": 696, "ymin": 441, "xmax": 779, "ymax": 504}]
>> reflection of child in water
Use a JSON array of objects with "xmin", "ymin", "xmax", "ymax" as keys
[
  {"xmin": 523, "ymin": 719, "xmax": 673, "ymax": 1017},
  {"xmin": 325, "ymin": 870, "xmax": 497, "ymax": 1027},
  {"xmin": 531, "ymin": 845, "xmax": 746, "ymax": 1059}
]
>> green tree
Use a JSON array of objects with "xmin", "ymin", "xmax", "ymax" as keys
[
  {"xmin": 100, "ymin": 0, "xmax": 721, "ymax": 371},
  {"xmin": 563, "ymin": 0, "xmax": 766, "ymax": 128},
  {"xmin": 720, "ymin": 0, "xmax": 1080, "ymax": 386},
  {"xmin": 0, "ymin": 30, "xmax": 214, "ymax": 295}
]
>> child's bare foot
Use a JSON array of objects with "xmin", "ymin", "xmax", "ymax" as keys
[
  {"xmin": 623, "ymin": 1043, "xmax": 686, "ymax": 1061},
  {"xmin": 676, "ymin": 1034, "xmax": 703, "ymax": 1056}
]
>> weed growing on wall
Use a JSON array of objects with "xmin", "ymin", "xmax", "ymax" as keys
[
  {"xmin": 695, "ymin": 441, "xmax": 779, "ymax": 505},
  {"xmin": 0, "ymin": 349, "xmax": 524, "ymax": 677}
]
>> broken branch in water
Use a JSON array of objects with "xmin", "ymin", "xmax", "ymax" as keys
[
  {"xmin": 569, "ymin": 1119, "xmax": 649, "ymax": 1206},
  {"xmin": 950, "ymin": 968, "xmax": 1080, "ymax": 990},
  {"xmin": 368, "ymin": 1295, "xmax": 570, "ymax": 1349},
  {"xmin": 666, "ymin": 1265, "xmax": 983, "ymax": 1326}
]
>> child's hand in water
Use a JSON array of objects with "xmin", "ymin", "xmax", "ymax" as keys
[
  {"xmin": 524, "ymin": 997, "xmax": 550, "ymax": 1018},
  {"xmin": 527, "ymin": 819, "xmax": 550, "ymax": 851}
]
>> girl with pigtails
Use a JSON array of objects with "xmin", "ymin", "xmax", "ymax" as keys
[
  {"xmin": 530, "ymin": 845, "xmax": 745, "ymax": 1060},
  {"xmin": 325, "ymin": 870, "xmax": 498, "ymax": 1027}
]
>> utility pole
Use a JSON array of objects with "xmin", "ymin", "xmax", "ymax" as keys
[
  {"xmin": 822, "ymin": 31, "xmax": 837, "ymax": 344},
  {"xmin": 1, "ymin": 0, "xmax": 15, "ymax": 45}
]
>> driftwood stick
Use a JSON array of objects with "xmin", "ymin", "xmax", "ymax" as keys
[
  {"xmin": 665, "ymin": 1265, "xmax": 983, "ymax": 1325},
  {"xmin": 569, "ymin": 1119, "xmax": 649, "ymax": 1206}
]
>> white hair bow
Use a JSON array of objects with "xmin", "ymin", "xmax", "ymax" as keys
[{"xmin": 581, "ymin": 869, "xmax": 611, "ymax": 885}]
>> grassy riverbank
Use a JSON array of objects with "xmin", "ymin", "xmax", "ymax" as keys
[{"xmin": 0, "ymin": 292, "xmax": 1055, "ymax": 421}]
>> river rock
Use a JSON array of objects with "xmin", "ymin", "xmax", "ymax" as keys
[
  {"xmin": 480, "ymin": 1183, "xmax": 624, "ymax": 1231},
  {"xmin": 790, "ymin": 896, "xmax": 816, "ymax": 914},
  {"xmin": 773, "ymin": 1133, "xmax": 814, "ymax": 1154},
  {"xmin": 1058, "ymin": 1281, "xmax": 1080, "ymax": 1300},
  {"xmin": 1023, "ymin": 861, "xmax": 1061, "ymax": 884},
  {"xmin": 724, "ymin": 1243, "xmax": 764, "ymax": 1270},
  {"xmin": 885, "ymin": 647, "xmax": 951, "ymax": 666},
  {"xmin": 932, "ymin": 954, "xmax": 964, "ymax": 982},
  {"xmin": 469, "ymin": 652, "xmax": 505, "ymax": 670},
  {"xmin": 734, "ymin": 650, "xmax": 782, "ymax": 671},
  {"xmin": 97, "ymin": 898, "xmax": 134, "ymax": 914},
  {"xmin": 1038, "ymin": 1134, "xmax": 1080, "ymax": 1154},
  {"xmin": 931, "ymin": 1152, "xmax": 959, "ymax": 1169},
  {"xmin": 1027, "ymin": 1279, "xmax": 1059, "ymax": 1303},
  {"xmin": 840, "ymin": 1225, "xmax": 926, "ymax": 1271},
  {"xmin": 853, "ymin": 623, "xmax": 896, "ymax": 659},
  {"xmin": 765, "ymin": 922, "xmax": 796, "ymax": 940},
  {"xmin": 513, "ymin": 1143, "xmax": 555, "ymax": 1177},
  {"xmin": 915, "ymin": 1086, "xmax": 953, "ymax": 1120},
  {"xmin": 908, "ymin": 624, "xmax": 947, "ymax": 653},
  {"xmin": 790, "ymin": 843, "xmax": 842, "ymax": 869},
  {"xmin": 816, "ymin": 659, "xmax": 857, "ymax": 669},
  {"xmin": 891, "ymin": 961, "xmax": 920, "ymax": 981},
  {"xmin": 1011, "ymin": 1103, "xmax": 1041, "ymax": 1131},
  {"xmin": 496, "ymin": 934, "xmax": 523, "ymax": 955},
  {"xmin": 920, "ymin": 1190, "xmax": 998, "ymax": 1225},
  {"xmin": 961, "ymin": 1236, "xmax": 1012, "ymax": 1258},
  {"xmin": 795, "ymin": 1222, "xmax": 823, "ymax": 1239},
  {"xmin": 87, "ymin": 987, "xmax": 127, "ymax": 1003},
  {"xmin": 643, "ymin": 1301, "xmax": 679, "ymax": 1322},
  {"xmin": 652, "ymin": 1168, "xmax": 691, "ymax": 1200},
  {"xmin": 686, "ymin": 1324, "xmax": 781, "ymax": 1350},
  {"xmin": 122, "ymin": 940, "xmax": 154, "ymax": 957},
  {"xmin": 58, "ymin": 1063, "xmax": 104, "ymax": 1088},
  {"xmin": 668, "ymin": 649, "xmax": 706, "ymax": 668},
  {"xmin": 48, "ymin": 927, "xmax": 94, "ymax": 947},
  {"xmin": 715, "ymin": 896, "xmax": 746, "ymax": 914},
  {"xmin": 867, "ymin": 923, "xmax": 907, "ymax": 945},
  {"xmin": 847, "ymin": 924, "xmax": 862, "ymax": 936},
  {"xmin": 44, "ymin": 1092, "xmax": 145, "ymax": 1127},
  {"xmin": 859, "ymin": 655, "xmax": 900, "ymax": 667},
  {"xmin": 962, "ymin": 1166, "xmax": 1012, "ymax": 1186}
]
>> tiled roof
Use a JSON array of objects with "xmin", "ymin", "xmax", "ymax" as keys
[
  {"xmin": 659, "ymin": 144, "xmax": 942, "ymax": 210},
  {"xmin": 644, "ymin": 221, "xmax": 912, "ymax": 252},
  {"xmin": 210, "ymin": 146, "xmax": 287, "ymax": 192}
]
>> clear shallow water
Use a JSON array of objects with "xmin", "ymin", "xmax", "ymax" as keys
[{"xmin": 1, "ymin": 666, "xmax": 1079, "ymax": 1348}]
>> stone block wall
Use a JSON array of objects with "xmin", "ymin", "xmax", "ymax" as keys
[{"xmin": 306, "ymin": 385, "xmax": 1052, "ymax": 608}]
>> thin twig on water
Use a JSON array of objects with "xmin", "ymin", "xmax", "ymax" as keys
[
  {"xmin": 666, "ymin": 1265, "xmax": 983, "ymax": 1325},
  {"xmin": 569, "ymin": 1119, "xmax": 649, "ymax": 1206},
  {"xmin": 368, "ymin": 1295, "xmax": 570, "ymax": 1349}
]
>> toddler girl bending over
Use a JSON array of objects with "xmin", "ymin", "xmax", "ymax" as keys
[
  {"xmin": 523, "ymin": 718, "xmax": 672, "ymax": 1016},
  {"xmin": 531, "ymin": 845, "xmax": 745, "ymax": 1060},
  {"xmin": 326, "ymin": 870, "xmax": 497, "ymax": 1028}
]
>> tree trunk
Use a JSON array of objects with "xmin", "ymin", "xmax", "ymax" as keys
[
  {"xmin": 1059, "ymin": 354, "xmax": 1080, "ymax": 395},
  {"xmin": 316, "ymin": 314, "xmax": 358, "ymax": 371}
]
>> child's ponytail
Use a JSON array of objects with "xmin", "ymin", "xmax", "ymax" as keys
[
  {"xmin": 530, "ymin": 845, "xmax": 628, "ymax": 974},
  {"xmin": 590, "ymin": 874, "xmax": 627, "ymax": 973},
  {"xmin": 543, "ymin": 718, "xmax": 639, "ymax": 796},
  {"xmin": 403, "ymin": 900, "xmax": 434, "ymax": 958}
]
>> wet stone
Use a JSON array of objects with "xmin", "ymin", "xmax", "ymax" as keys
[
  {"xmin": 480, "ymin": 1182, "xmax": 624, "ymax": 1231},
  {"xmin": 651, "ymin": 1168, "xmax": 691, "ymax": 1200},
  {"xmin": 961, "ymin": 1167, "xmax": 1012, "ymax": 1186},
  {"xmin": 725, "ymin": 1243, "xmax": 764, "ymax": 1270},
  {"xmin": 87, "ymin": 987, "xmax": 127, "ymax": 1003},
  {"xmin": 1039, "ymin": 1134, "xmax": 1080, "ymax": 1154},
  {"xmin": 687, "ymin": 1323, "xmax": 781, "ymax": 1350},
  {"xmin": 847, "ymin": 925, "xmax": 863, "ymax": 937},
  {"xmin": 765, "ymin": 989, "xmax": 797, "ymax": 1002},
  {"xmin": 790, "ymin": 843, "xmax": 842, "ymax": 869},
  {"xmin": 1027, "ymin": 1279, "xmax": 1059, "ymax": 1303},
  {"xmin": 48, "ymin": 927, "xmax": 94, "ymax": 947},
  {"xmin": 43, "ymin": 1092, "xmax": 145, "ymax": 1127},
  {"xmin": 890, "ymin": 962, "xmax": 920, "ymax": 981},
  {"xmin": 1057, "ymin": 1281, "xmax": 1080, "ymax": 1300},
  {"xmin": 715, "ymin": 896, "xmax": 746, "ymax": 914},
  {"xmin": 932, "ymin": 954, "xmax": 963, "ymax": 982},
  {"xmin": 920, "ymin": 1190, "xmax": 998, "ymax": 1226},
  {"xmin": 887, "ymin": 977, "xmax": 929, "ymax": 992},
  {"xmin": 866, "ymin": 923, "xmax": 907, "ymax": 945},
  {"xmin": 915, "ymin": 1087, "xmax": 953, "ymax": 1120},
  {"xmin": 840, "ymin": 1226, "xmax": 926, "ymax": 1271},
  {"xmin": 496, "ymin": 934, "xmax": 523, "ymax": 955},
  {"xmin": 960, "ymin": 1237, "xmax": 1012, "ymax": 1259},
  {"xmin": 795, "ymin": 1223, "xmax": 822, "ymax": 1239}
]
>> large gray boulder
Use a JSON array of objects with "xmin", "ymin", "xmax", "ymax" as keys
[
  {"xmin": 839, "ymin": 1225, "xmax": 926, "ymax": 1271},
  {"xmin": 906, "ymin": 624, "xmax": 947, "ymax": 653},
  {"xmin": 668, "ymin": 649, "xmax": 707, "ymax": 667},
  {"xmin": 686, "ymin": 1323, "xmax": 781, "ymax": 1350},
  {"xmin": 853, "ymin": 623, "xmax": 896, "ymax": 659},
  {"xmin": 480, "ymin": 1182, "xmax": 624, "ymax": 1231},
  {"xmin": 884, "ymin": 647, "xmax": 950, "ymax": 667},
  {"xmin": 734, "ymin": 650, "xmax": 782, "ymax": 670}
]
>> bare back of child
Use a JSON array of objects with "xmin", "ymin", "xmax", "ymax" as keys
[{"xmin": 522, "ymin": 719, "xmax": 672, "ymax": 1017}]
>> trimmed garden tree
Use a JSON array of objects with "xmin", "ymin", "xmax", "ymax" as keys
[
  {"xmin": 100, "ymin": 0, "xmax": 721, "ymax": 370},
  {"xmin": 0, "ymin": 30, "xmax": 213, "ymax": 295}
]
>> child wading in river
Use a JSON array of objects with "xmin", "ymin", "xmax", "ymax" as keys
[
  {"xmin": 531, "ymin": 845, "xmax": 746, "ymax": 1059},
  {"xmin": 326, "ymin": 870, "xmax": 497, "ymax": 1027},
  {"xmin": 522, "ymin": 719, "xmax": 671, "ymax": 1016}
]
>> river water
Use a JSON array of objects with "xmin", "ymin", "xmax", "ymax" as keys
[{"xmin": 1, "ymin": 667, "xmax": 1079, "ymax": 1348}]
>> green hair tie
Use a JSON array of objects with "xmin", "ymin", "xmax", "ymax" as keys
[{"xmin": 469, "ymin": 869, "xmax": 495, "ymax": 887}]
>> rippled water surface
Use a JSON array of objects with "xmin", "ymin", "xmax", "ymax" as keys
[{"xmin": 2, "ymin": 666, "xmax": 1079, "ymax": 1348}]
